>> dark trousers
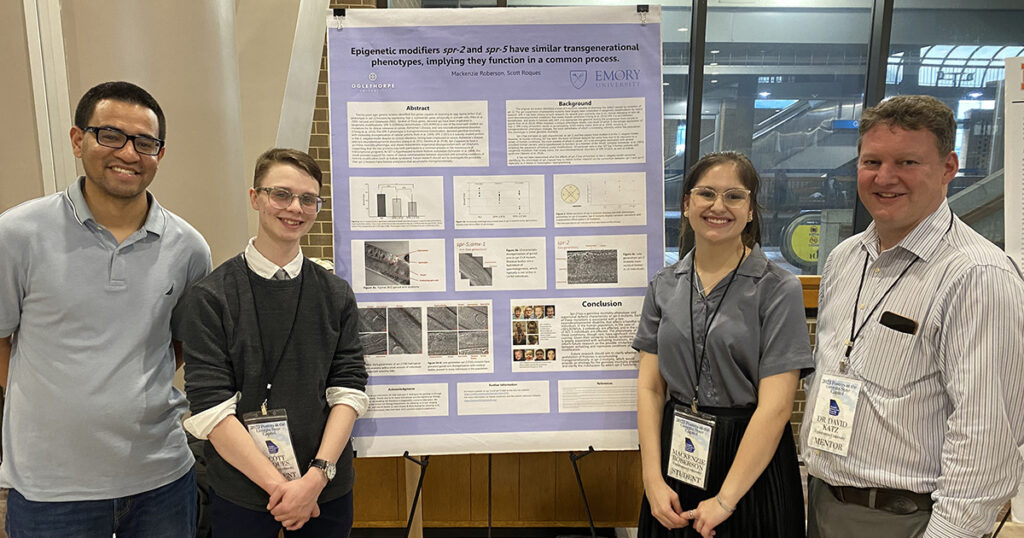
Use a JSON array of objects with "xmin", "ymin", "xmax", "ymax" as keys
[
  {"xmin": 808, "ymin": 476, "xmax": 931, "ymax": 538},
  {"xmin": 209, "ymin": 489, "xmax": 353, "ymax": 538}
]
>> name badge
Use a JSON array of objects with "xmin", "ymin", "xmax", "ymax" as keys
[
  {"xmin": 806, "ymin": 374, "xmax": 862, "ymax": 457},
  {"xmin": 667, "ymin": 407, "xmax": 716, "ymax": 490},
  {"xmin": 242, "ymin": 409, "xmax": 303, "ymax": 480}
]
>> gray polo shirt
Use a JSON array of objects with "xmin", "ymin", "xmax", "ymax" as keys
[
  {"xmin": 0, "ymin": 177, "xmax": 211, "ymax": 501},
  {"xmin": 632, "ymin": 245, "xmax": 813, "ymax": 407}
]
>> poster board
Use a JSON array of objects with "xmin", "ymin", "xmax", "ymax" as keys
[{"xmin": 327, "ymin": 6, "xmax": 664, "ymax": 456}]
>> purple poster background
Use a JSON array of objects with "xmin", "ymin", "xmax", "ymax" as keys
[{"xmin": 328, "ymin": 8, "xmax": 664, "ymax": 455}]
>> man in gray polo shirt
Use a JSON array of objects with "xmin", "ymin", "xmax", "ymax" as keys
[{"xmin": 0, "ymin": 81, "xmax": 210, "ymax": 537}]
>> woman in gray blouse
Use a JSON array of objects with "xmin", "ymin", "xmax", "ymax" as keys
[{"xmin": 633, "ymin": 152, "xmax": 813, "ymax": 538}]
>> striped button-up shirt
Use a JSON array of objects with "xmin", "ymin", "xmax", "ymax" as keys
[{"xmin": 801, "ymin": 201, "xmax": 1024, "ymax": 538}]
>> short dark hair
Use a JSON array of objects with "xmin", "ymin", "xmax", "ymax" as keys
[
  {"xmin": 253, "ymin": 148, "xmax": 323, "ymax": 189},
  {"xmin": 74, "ymin": 81, "xmax": 166, "ymax": 140},
  {"xmin": 858, "ymin": 95, "xmax": 955, "ymax": 156},
  {"xmin": 680, "ymin": 151, "xmax": 762, "ymax": 248}
]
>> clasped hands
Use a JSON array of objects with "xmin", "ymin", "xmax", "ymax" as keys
[
  {"xmin": 266, "ymin": 471, "xmax": 329, "ymax": 531},
  {"xmin": 646, "ymin": 480, "xmax": 733, "ymax": 538}
]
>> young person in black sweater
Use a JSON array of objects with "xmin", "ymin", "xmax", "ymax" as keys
[{"xmin": 175, "ymin": 148, "xmax": 367, "ymax": 537}]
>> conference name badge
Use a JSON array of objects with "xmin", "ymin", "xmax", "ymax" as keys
[
  {"xmin": 242, "ymin": 409, "xmax": 303, "ymax": 480},
  {"xmin": 806, "ymin": 374, "xmax": 862, "ymax": 457},
  {"xmin": 667, "ymin": 407, "xmax": 715, "ymax": 490}
]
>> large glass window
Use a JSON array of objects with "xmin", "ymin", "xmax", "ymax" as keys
[
  {"xmin": 887, "ymin": 2, "xmax": 1024, "ymax": 250},
  {"xmin": 698, "ymin": 2, "xmax": 873, "ymax": 274}
]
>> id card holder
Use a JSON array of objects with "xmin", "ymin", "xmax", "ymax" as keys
[
  {"xmin": 806, "ymin": 374, "xmax": 862, "ymax": 457},
  {"xmin": 667, "ymin": 406, "xmax": 716, "ymax": 490},
  {"xmin": 242, "ymin": 409, "xmax": 303, "ymax": 480}
]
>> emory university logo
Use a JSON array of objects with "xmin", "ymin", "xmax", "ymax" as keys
[{"xmin": 570, "ymin": 70, "xmax": 587, "ymax": 89}]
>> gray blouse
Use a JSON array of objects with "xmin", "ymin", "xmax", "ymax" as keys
[{"xmin": 632, "ymin": 245, "xmax": 814, "ymax": 407}]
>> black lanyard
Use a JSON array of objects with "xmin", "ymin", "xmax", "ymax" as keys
[
  {"xmin": 244, "ymin": 258, "xmax": 304, "ymax": 415},
  {"xmin": 688, "ymin": 248, "xmax": 745, "ymax": 412},
  {"xmin": 843, "ymin": 210, "xmax": 954, "ymax": 370}
]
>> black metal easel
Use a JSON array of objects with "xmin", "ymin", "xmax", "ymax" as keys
[
  {"xmin": 403, "ymin": 451, "xmax": 430, "ymax": 538},
  {"xmin": 569, "ymin": 446, "xmax": 598, "ymax": 538}
]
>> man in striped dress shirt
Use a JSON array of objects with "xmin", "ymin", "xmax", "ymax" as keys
[{"xmin": 802, "ymin": 95, "xmax": 1024, "ymax": 538}]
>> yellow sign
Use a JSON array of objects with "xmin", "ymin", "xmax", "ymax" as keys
[{"xmin": 790, "ymin": 225, "xmax": 820, "ymax": 263}]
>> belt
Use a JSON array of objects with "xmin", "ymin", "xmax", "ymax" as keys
[{"xmin": 824, "ymin": 481, "xmax": 933, "ymax": 515}]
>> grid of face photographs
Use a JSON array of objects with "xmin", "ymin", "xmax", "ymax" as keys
[{"xmin": 511, "ymin": 304, "xmax": 557, "ymax": 362}]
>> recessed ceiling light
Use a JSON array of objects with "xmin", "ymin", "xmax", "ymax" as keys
[
  {"xmin": 710, "ymin": 50, "xmax": 720, "ymax": 54},
  {"xmin": 759, "ymin": 91, "xmax": 771, "ymax": 97},
  {"xmin": 678, "ymin": 27, "xmax": 688, "ymax": 32},
  {"xmin": 711, "ymin": 79, "xmax": 719, "ymax": 83}
]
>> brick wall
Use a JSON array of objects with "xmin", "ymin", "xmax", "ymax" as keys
[{"xmin": 300, "ymin": 0, "xmax": 814, "ymax": 447}]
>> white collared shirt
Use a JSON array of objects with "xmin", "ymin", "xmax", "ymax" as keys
[
  {"xmin": 244, "ymin": 238, "xmax": 304, "ymax": 279},
  {"xmin": 802, "ymin": 201, "xmax": 1024, "ymax": 538}
]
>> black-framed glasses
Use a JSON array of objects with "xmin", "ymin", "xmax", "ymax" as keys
[
  {"xmin": 689, "ymin": 186, "xmax": 751, "ymax": 208},
  {"xmin": 255, "ymin": 186, "xmax": 324, "ymax": 213},
  {"xmin": 84, "ymin": 126, "xmax": 164, "ymax": 156}
]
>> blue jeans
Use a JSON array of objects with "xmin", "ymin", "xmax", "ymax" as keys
[{"xmin": 5, "ymin": 467, "xmax": 197, "ymax": 538}]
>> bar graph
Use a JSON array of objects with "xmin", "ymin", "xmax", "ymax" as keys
[{"xmin": 366, "ymin": 183, "xmax": 418, "ymax": 218}]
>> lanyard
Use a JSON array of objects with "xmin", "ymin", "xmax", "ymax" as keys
[
  {"xmin": 843, "ymin": 210, "xmax": 954, "ymax": 373},
  {"xmin": 688, "ymin": 248, "xmax": 745, "ymax": 412},
  {"xmin": 244, "ymin": 259, "xmax": 304, "ymax": 415}
]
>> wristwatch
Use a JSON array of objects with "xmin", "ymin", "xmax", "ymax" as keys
[{"xmin": 309, "ymin": 458, "xmax": 336, "ymax": 481}]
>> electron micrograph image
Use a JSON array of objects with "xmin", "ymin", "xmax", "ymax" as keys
[
  {"xmin": 427, "ymin": 306, "xmax": 458, "ymax": 331},
  {"xmin": 458, "ymin": 330, "xmax": 489, "ymax": 355},
  {"xmin": 365, "ymin": 241, "xmax": 411, "ymax": 286},
  {"xmin": 566, "ymin": 249, "xmax": 618, "ymax": 284},
  {"xmin": 359, "ymin": 332, "xmax": 387, "ymax": 356},
  {"xmin": 358, "ymin": 307, "xmax": 387, "ymax": 333},
  {"xmin": 457, "ymin": 305, "xmax": 489, "ymax": 331},
  {"xmin": 387, "ymin": 307, "xmax": 422, "ymax": 354},
  {"xmin": 458, "ymin": 253, "xmax": 493, "ymax": 287},
  {"xmin": 427, "ymin": 331, "xmax": 458, "ymax": 356}
]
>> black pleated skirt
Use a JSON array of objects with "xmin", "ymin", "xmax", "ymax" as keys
[{"xmin": 637, "ymin": 401, "xmax": 805, "ymax": 538}]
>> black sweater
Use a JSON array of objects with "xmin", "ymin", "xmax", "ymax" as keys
[{"xmin": 176, "ymin": 255, "xmax": 367, "ymax": 510}]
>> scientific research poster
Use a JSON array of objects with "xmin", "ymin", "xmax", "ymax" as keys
[{"xmin": 328, "ymin": 6, "xmax": 664, "ymax": 456}]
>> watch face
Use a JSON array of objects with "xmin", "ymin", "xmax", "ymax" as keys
[{"xmin": 325, "ymin": 464, "xmax": 336, "ymax": 480}]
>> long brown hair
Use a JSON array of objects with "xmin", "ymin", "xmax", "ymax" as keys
[{"xmin": 679, "ymin": 151, "xmax": 763, "ymax": 252}]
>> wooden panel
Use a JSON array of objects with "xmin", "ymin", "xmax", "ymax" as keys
[
  {"xmin": 490, "ymin": 453, "xmax": 520, "ymax": 522},
  {"xmin": 554, "ymin": 452, "xmax": 584, "ymax": 521},
  {"xmin": 577, "ymin": 450, "xmax": 620, "ymax": 521},
  {"xmin": 422, "ymin": 455, "xmax": 473, "ymax": 522},
  {"xmin": 518, "ymin": 452, "xmax": 558, "ymax": 521},
  {"xmin": 799, "ymin": 275, "xmax": 820, "ymax": 309},
  {"xmin": 616, "ymin": 451, "xmax": 643, "ymax": 523},
  {"xmin": 352, "ymin": 456, "xmax": 403, "ymax": 524},
  {"xmin": 469, "ymin": 454, "xmax": 490, "ymax": 523}
]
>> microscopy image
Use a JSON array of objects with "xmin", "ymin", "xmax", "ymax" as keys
[
  {"xmin": 457, "ymin": 305, "xmax": 489, "ymax": 331},
  {"xmin": 387, "ymin": 307, "xmax": 422, "ymax": 354},
  {"xmin": 458, "ymin": 253, "xmax": 493, "ymax": 286},
  {"xmin": 359, "ymin": 332, "xmax": 387, "ymax": 356},
  {"xmin": 566, "ymin": 249, "xmax": 618, "ymax": 284},
  {"xmin": 427, "ymin": 306, "xmax": 458, "ymax": 331},
  {"xmin": 365, "ymin": 241, "xmax": 411, "ymax": 285},
  {"xmin": 427, "ymin": 331, "xmax": 458, "ymax": 356},
  {"xmin": 457, "ymin": 330, "xmax": 489, "ymax": 355},
  {"xmin": 358, "ymin": 307, "xmax": 387, "ymax": 333}
]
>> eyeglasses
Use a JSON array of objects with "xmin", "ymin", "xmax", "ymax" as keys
[
  {"xmin": 84, "ymin": 126, "xmax": 164, "ymax": 156},
  {"xmin": 255, "ymin": 186, "xmax": 324, "ymax": 213},
  {"xmin": 689, "ymin": 186, "xmax": 751, "ymax": 207}
]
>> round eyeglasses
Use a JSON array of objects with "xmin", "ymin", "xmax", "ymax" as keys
[
  {"xmin": 84, "ymin": 126, "xmax": 164, "ymax": 156},
  {"xmin": 689, "ymin": 187, "xmax": 751, "ymax": 207},
  {"xmin": 255, "ymin": 186, "xmax": 324, "ymax": 213}
]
